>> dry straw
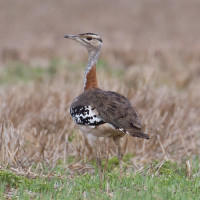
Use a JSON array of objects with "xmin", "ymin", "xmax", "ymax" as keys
[{"xmin": 0, "ymin": 54, "xmax": 200, "ymax": 171}]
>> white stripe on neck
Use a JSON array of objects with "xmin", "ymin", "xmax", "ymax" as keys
[{"xmin": 83, "ymin": 50, "xmax": 100, "ymax": 91}]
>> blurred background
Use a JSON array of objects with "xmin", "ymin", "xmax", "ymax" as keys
[
  {"xmin": 1, "ymin": 0, "xmax": 200, "ymax": 65},
  {"xmin": 0, "ymin": 0, "xmax": 200, "ymax": 167}
]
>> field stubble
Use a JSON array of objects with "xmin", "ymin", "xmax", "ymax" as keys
[{"xmin": 0, "ymin": 50, "xmax": 200, "ymax": 173}]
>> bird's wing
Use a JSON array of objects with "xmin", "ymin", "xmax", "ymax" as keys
[
  {"xmin": 97, "ymin": 90, "xmax": 142, "ymax": 130},
  {"xmin": 71, "ymin": 89, "xmax": 149, "ymax": 139},
  {"xmin": 70, "ymin": 104, "xmax": 105, "ymax": 126}
]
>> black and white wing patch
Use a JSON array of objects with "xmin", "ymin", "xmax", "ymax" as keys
[{"xmin": 70, "ymin": 105, "xmax": 105, "ymax": 126}]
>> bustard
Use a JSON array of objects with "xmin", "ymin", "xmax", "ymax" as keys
[{"xmin": 64, "ymin": 33, "xmax": 149, "ymax": 178}]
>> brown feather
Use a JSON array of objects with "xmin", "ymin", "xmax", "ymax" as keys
[
  {"xmin": 71, "ymin": 88, "xmax": 149, "ymax": 138},
  {"xmin": 126, "ymin": 129, "xmax": 149, "ymax": 139},
  {"xmin": 84, "ymin": 65, "xmax": 98, "ymax": 91}
]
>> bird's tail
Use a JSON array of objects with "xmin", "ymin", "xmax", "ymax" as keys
[{"xmin": 126, "ymin": 129, "xmax": 149, "ymax": 139}]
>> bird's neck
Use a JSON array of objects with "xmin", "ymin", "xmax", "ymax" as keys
[{"xmin": 83, "ymin": 50, "xmax": 100, "ymax": 91}]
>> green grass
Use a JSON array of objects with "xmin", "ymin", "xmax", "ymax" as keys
[
  {"xmin": 0, "ymin": 159, "xmax": 200, "ymax": 200},
  {"xmin": 0, "ymin": 59, "xmax": 125, "ymax": 86},
  {"xmin": 0, "ymin": 59, "xmax": 60, "ymax": 85}
]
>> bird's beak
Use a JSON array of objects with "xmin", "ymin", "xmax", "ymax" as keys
[
  {"xmin": 64, "ymin": 34, "xmax": 77, "ymax": 40},
  {"xmin": 64, "ymin": 34, "xmax": 88, "ymax": 49}
]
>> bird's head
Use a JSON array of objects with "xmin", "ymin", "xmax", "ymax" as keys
[{"xmin": 64, "ymin": 33, "xmax": 102, "ymax": 52}]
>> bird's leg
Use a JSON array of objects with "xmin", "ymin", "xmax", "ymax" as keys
[
  {"xmin": 96, "ymin": 156, "xmax": 102, "ymax": 180},
  {"xmin": 113, "ymin": 136, "xmax": 123, "ymax": 178},
  {"xmin": 87, "ymin": 134, "xmax": 102, "ymax": 179},
  {"xmin": 95, "ymin": 139, "xmax": 102, "ymax": 180},
  {"xmin": 103, "ymin": 148, "xmax": 109, "ymax": 173}
]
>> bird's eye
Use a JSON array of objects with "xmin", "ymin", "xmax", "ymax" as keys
[{"xmin": 86, "ymin": 37, "xmax": 92, "ymax": 41}]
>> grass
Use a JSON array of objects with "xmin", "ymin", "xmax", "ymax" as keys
[
  {"xmin": 0, "ymin": 59, "xmax": 59, "ymax": 85},
  {"xmin": 0, "ymin": 58, "xmax": 200, "ymax": 199},
  {"xmin": 0, "ymin": 159, "xmax": 200, "ymax": 199}
]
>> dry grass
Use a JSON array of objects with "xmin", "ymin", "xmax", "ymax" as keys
[
  {"xmin": 0, "ymin": 0, "xmax": 200, "ymax": 171},
  {"xmin": 0, "ymin": 55, "xmax": 200, "ymax": 171}
]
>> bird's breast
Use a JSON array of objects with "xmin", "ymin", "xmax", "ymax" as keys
[{"xmin": 77, "ymin": 123, "xmax": 124, "ymax": 138}]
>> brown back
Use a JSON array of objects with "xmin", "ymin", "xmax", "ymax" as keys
[{"xmin": 71, "ymin": 88, "xmax": 142, "ymax": 131}]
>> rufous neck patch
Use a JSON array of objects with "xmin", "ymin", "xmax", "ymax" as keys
[{"xmin": 84, "ymin": 65, "xmax": 98, "ymax": 91}]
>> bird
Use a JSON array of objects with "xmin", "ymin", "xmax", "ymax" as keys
[{"xmin": 64, "ymin": 33, "xmax": 149, "ymax": 178}]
